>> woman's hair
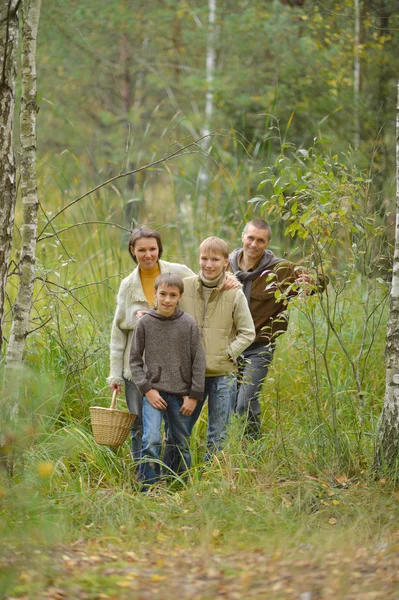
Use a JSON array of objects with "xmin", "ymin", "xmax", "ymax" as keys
[
  {"xmin": 199, "ymin": 236, "xmax": 229, "ymax": 259},
  {"xmin": 128, "ymin": 226, "xmax": 163, "ymax": 263},
  {"xmin": 154, "ymin": 273, "xmax": 184, "ymax": 294}
]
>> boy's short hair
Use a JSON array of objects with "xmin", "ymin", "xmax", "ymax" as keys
[
  {"xmin": 199, "ymin": 236, "xmax": 229, "ymax": 259},
  {"xmin": 154, "ymin": 273, "xmax": 184, "ymax": 294}
]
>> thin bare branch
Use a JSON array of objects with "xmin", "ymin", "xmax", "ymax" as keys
[{"xmin": 37, "ymin": 220, "xmax": 131, "ymax": 242}]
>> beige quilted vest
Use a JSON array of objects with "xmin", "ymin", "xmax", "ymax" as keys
[{"xmin": 181, "ymin": 276, "xmax": 238, "ymax": 377}]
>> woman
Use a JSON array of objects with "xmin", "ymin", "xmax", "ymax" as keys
[{"xmin": 107, "ymin": 226, "xmax": 195, "ymax": 460}]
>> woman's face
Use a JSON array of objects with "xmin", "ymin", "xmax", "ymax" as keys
[{"xmin": 132, "ymin": 237, "xmax": 160, "ymax": 270}]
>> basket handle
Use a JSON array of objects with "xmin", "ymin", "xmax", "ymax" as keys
[{"xmin": 110, "ymin": 388, "xmax": 118, "ymax": 410}]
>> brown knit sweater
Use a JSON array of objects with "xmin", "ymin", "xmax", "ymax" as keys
[{"xmin": 129, "ymin": 308, "xmax": 206, "ymax": 401}]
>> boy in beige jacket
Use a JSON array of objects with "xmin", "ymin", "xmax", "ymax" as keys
[{"xmin": 181, "ymin": 237, "xmax": 255, "ymax": 459}]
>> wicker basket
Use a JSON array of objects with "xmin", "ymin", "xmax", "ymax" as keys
[{"xmin": 90, "ymin": 390, "xmax": 136, "ymax": 447}]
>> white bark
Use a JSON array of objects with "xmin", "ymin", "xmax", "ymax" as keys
[
  {"xmin": 353, "ymin": 0, "xmax": 361, "ymax": 147},
  {"xmin": 203, "ymin": 0, "xmax": 216, "ymax": 141},
  {"xmin": 375, "ymin": 80, "xmax": 399, "ymax": 469},
  {"xmin": 0, "ymin": 0, "xmax": 19, "ymax": 355},
  {"xmin": 198, "ymin": 0, "xmax": 217, "ymax": 191},
  {"xmin": 5, "ymin": 0, "xmax": 41, "ymax": 370}
]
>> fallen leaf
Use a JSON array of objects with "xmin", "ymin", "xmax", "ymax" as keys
[
  {"xmin": 282, "ymin": 496, "xmax": 292, "ymax": 508},
  {"xmin": 240, "ymin": 572, "xmax": 253, "ymax": 586},
  {"xmin": 335, "ymin": 474, "xmax": 348, "ymax": 485},
  {"xmin": 125, "ymin": 551, "xmax": 138, "ymax": 561},
  {"xmin": 212, "ymin": 529, "xmax": 221, "ymax": 539},
  {"xmin": 116, "ymin": 580, "xmax": 133, "ymax": 588},
  {"xmin": 151, "ymin": 574, "xmax": 167, "ymax": 582}
]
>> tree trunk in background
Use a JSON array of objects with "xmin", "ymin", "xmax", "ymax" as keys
[
  {"xmin": 0, "ymin": 0, "xmax": 19, "ymax": 357},
  {"xmin": 203, "ymin": 0, "xmax": 216, "ymax": 142},
  {"xmin": 172, "ymin": 14, "xmax": 182, "ymax": 83},
  {"xmin": 353, "ymin": 0, "xmax": 361, "ymax": 147},
  {"xmin": 125, "ymin": 34, "xmax": 149, "ymax": 227},
  {"xmin": 373, "ymin": 0, "xmax": 391, "ymax": 206},
  {"xmin": 198, "ymin": 0, "xmax": 216, "ymax": 192},
  {"xmin": 5, "ymin": 0, "xmax": 41, "ymax": 373},
  {"xmin": 120, "ymin": 32, "xmax": 131, "ymax": 118},
  {"xmin": 375, "ymin": 80, "xmax": 399, "ymax": 471}
]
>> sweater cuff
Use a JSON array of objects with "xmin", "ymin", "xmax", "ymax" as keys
[
  {"xmin": 139, "ymin": 382, "xmax": 152, "ymax": 396},
  {"xmin": 107, "ymin": 376, "xmax": 124, "ymax": 387},
  {"xmin": 189, "ymin": 390, "xmax": 204, "ymax": 403},
  {"xmin": 227, "ymin": 344, "xmax": 239, "ymax": 362}
]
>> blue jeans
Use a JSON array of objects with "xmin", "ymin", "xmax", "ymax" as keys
[
  {"xmin": 140, "ymin": 393, "xmax": 192, "ymax": 485},
  {"xmin": 189, "ymin": 375, "xmax": 237, "ymax": 459},
  {"xmin": 236, "ymin": 342, "xmax": 275, "ymax": 434},
  {"xmin": 124, "ymin": 378, "xmax": 143, "ymax": 461}
]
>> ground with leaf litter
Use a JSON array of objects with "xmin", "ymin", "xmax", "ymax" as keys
[{"xmin": 4, "ymin": 538, "xmax": 399, "ymax": 600}]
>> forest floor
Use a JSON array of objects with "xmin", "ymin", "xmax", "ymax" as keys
[{"xmin": 3, "ymin": 536, "xmax": 399, "ymax": 600}]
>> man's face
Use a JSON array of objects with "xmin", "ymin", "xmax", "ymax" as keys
[{"xmin": 241, "ymin": 224, "xmax": 270, "ymax": 263}]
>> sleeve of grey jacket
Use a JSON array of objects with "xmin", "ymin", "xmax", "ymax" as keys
[
  {"xmin": 129, "ymin": 320, "xmax": 152, "ymax": 395},
  {"xmin": 229, "ymin": 289, "xmax": 256, "ymax": 360},
  {"xmin": 189, "ymin": 323, "xmax": 206, "ymax": 403}
]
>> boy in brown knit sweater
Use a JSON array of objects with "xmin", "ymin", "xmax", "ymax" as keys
[{"xmin": 130, "ymin": 273, "xmax": 206, "ymax": 486}]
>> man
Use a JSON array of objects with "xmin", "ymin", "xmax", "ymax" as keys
[{"xmin": 229, "ymin": 218, "xmax": 325, "ymax": 437}]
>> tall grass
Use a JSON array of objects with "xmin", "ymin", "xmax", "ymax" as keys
[{"xmin": 1, "ymin": 276, "xmax": 388, "ymax": 528}]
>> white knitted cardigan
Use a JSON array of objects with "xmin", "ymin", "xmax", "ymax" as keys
[{"xmin": 107, "ymin": 259, "xmax": 194, "ymax": 386}]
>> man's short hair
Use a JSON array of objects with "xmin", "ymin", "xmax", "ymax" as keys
[
  {"xmin": 199, "ymin": 236, "xmax": 229, "ymax": 259},
  {"xmin": 154, "ymin": 273, "xmax": 184, "ymax": 294},
  {"xmin": 243, "ymin": 219, "xmax": 272, "ymax": 240}
]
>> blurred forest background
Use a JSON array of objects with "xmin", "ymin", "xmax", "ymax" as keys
[
  {"xmin": 2, "ymin": 1, "xmax": 399, "ymax": 597},
  {"xmin": 36, "ymin": 0, "xmax": 398, "ymax": 248}
]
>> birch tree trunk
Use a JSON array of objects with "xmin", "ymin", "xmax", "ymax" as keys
[
  {"xmin": 5, "ymin": 0, "xmax": 41, "ymax": 370},
  {"xmin": 374, "ymin": 80, "xmax": 399, "ymax": 470},
  {"xmin": 353, "ymin": 0, "xmax": 360, "ymax": 147},
  {"xmin": 0, "ymin": 0, "xmax": 19, "ymax": 356},
  {"xmin": 198, "ymin": 0, "xmax": 216, "ymax": 191},
  {"xmin": 203, "ymin": 0, "xmax": 216, "ymax": 142}
]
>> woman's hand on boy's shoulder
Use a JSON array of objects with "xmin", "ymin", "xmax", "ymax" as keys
[
  {"xmin": 136, "ymin": 310, "xmax": 148, "ymax": 320},
  {"xmin": 180, "ymin": 396, "xmax": 197, "ymax": 416},
  {"xmin": 223, "ymin": 272, "xmax": 240, "ymax": 290},
  {"xmin": 145, "ymin": 389, "xmax": 167, "ymax": 410}
]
